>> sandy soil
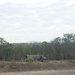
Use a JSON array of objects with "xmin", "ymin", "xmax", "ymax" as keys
[{"xmin": 0, "ymin": 70, "xmax": 75, "ymax": 75}]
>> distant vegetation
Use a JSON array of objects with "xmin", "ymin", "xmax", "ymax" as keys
[{"xmin": 0, "ymin": 33, "xmax": 75, "ymax": 61}]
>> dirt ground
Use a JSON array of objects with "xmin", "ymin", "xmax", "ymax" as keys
[
  {"xmin": 0, "ymin": 60, "xmax": 75, "ymax": 72},
  {"xmin": 0, "ymin": 70, "xmax": 75, "ymax": 75}
]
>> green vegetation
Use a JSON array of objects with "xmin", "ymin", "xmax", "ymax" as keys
[
  {"xmin": 26, "ymin": 55, "xmax": 34, "ymax": 62},
  {"xmin": 69, "ymin": 60, "xmax": 75, "ymax": 63},
  {"xmin": 0, "ymin": 64, "xmax": 5, "ymax": 68},
  {"xmin": 0, "ymin": 33, "xmax": 75, "ymax": 61}
]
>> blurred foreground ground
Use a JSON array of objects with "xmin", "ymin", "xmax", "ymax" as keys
[
  {"xmin": 0, "ymin": 70, "xmax": 75, "ymax": 75},
  {"xmin": 0, "ymin": 60, "xmax": 75, "ymax": 73}
]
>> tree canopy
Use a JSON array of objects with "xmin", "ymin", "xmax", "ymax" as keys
[{"xmin": 0, "ymin": 33, "xmax": 75, "ymax": 61}]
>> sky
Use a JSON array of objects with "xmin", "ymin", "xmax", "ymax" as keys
[{"xmin": 0, "ymin": 0, "xmax": 75, "ymax": 43}]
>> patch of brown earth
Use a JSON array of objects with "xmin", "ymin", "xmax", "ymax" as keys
[{"xmin": 0, "ymin": 61, "xmax": 75, "ymax": 72}]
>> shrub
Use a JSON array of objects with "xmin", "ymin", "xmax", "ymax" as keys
[{"xmin": 26, "ymin": 56, "xmax": 34, "ymax": 62}]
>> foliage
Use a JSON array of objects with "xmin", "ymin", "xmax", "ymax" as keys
[
  {"xmin": 69, "ymin": 60, "xmax": 75, "ymax": 63},
  {"xmin": 26, "ymin": 55, "xmax": 34, "ymax": 62},
  {"xmin": 0, "ymin": 33, "xmax": 75, "ymax": 61}
]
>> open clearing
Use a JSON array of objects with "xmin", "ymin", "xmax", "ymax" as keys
[{"xmin": 0, "ymin": 70, "xmax": 75, "ymax": 75}]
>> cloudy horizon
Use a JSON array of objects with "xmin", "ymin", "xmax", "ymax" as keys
[{"xmin": 0, "ymin": 0, "xmax": 75, "ymax": 43}]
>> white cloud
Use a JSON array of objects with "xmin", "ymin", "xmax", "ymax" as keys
[
  {"xmin": 62, "ymin": 0, "xmax": 75, "ymax": 7},
  {"xmin": 55, "ymin": 19, "xmax": 62, "ymax": 23},
  {"xmin": 0, "ymin": 0, "xmax": 60, "ymax": 5},
  {"xmin": 0, "ymin": 0, "xmax": 75, "ymax": 43}
]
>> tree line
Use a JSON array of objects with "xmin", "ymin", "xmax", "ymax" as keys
[{"xmin": 0, "ymin": 33, "xmax": 75, "ymax": 61}]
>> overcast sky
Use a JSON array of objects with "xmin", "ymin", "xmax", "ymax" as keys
[{"xmin": 0, "ymin": 0, "xmax": 75, "ymax": 43}]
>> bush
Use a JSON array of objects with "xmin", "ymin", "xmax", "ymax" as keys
[
  {"xmin": 69, "ymin": 60, "xmax": 75, "ymax": 63},
  {"xmin": 0, "ymin": 64, "xmax": 5, "ymax": 68},
  {"xmin": 26, "ymin": 56, "xmax": 34, "ymax": 62}
]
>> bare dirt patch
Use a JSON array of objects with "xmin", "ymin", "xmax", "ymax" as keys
[
  {"xmin": 0, "ymin": 61, "xmax": 75, "ymax": 72},
  {"xmin": 0, "ymin": 70, "xmax": 75, "ymax": 75}
]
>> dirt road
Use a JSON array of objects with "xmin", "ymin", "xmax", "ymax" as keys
[{"xmin": 0, "ymin": 70, "xmax": 75, "ymax": 75}]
